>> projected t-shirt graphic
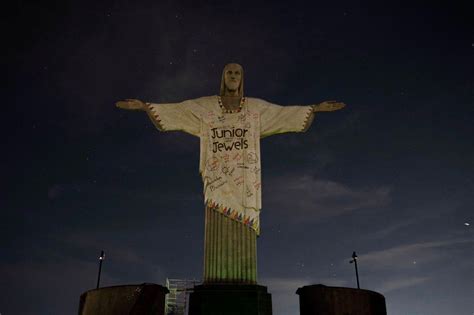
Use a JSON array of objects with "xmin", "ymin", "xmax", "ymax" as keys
[{"xmin": 146, "ymin": 95, "xmax": 314, "ymax": 234}]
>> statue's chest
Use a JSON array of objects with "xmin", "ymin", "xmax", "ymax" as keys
[
  {"xmin": 202, "ymin": 109, "xmax": 260, "ymax": 169},
  {"xmin": 202, "ymin": 108, "xmax": 262, "ymax": 204},
  {"xmin": 203, "ymin": 109, "xmax": 260, "ymax": 140}
]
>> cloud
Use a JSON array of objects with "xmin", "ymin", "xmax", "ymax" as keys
[
  {"xmin": 358, "ymin": 238, "xmax": 473, "ymax": 270},
  {"xmin": 65, "ymin": 232, "xmax": 147, "ymax": 265},
  {"xmin": 261, "ymin": 277, "xmax": 311, "ymax": 293},
  {"xmin": 260, "ymin": 277, "xmax": 351, "ymax": 315},
  {"xmin": 260, "ymin": 277, "xmax": 311, "ymax": 315},
  {"xmin": 63, "ymin": 232, "xmax": 167, "ymax": 280},
  {"xmin": 365, "ymin": 218, "xmax": 418, "ymax": 239},
  {"xmin": 338, "ymin": 238, "xmax": 473, "ymax": 297},
  {"xmin": 375, "ymin": 276, "xmax": 430, "ymax": 294},
  {"xmin": 315, "ymin": 278, "xmax": 350, "ymax": 287},
  {"xmin": 57, "ymin": 231, "xmax": 169, "ymax": 286},
  {"xmin": 362, "ymin": 199, "xmax": 470, "ymax": 242},
  {"xmin": 0, "ymin": 232, "xmax": 170, "ymax": 314},
  {"xmin": 265, "ymin": 174, "xmax": 391, "ymax": 221},
  {"xmin": 0, "ymin": 259, "xmax": 101, "ymax": 315}
]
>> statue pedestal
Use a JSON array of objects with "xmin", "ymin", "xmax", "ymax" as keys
[
  {"xmin": 78, "ymin": 283, "xmax": 168, "ymax": 315},
  {"xmin": 189, "ymin": 284, "xmax": 272, "ymax": 315},
  {"xmin": 296, "ymin": 284, "xmax": 386, "ymax": 315}
]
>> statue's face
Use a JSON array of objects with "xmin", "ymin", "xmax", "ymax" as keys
[{"xmin": 224, "ymin": 64, "xmax": 242, "ymax": 92}]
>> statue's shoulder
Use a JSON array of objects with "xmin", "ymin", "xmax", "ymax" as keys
[
  {"xmin": 192, "ymin": 95, "xmax": 218, "ymax": 109},
  {"xmin": 245, "ymin": 97, "xmax": 271, "ymax": 109},
  {"xmin": 178, "ymin": 96, "xmax": 216, "ymax": 115}
]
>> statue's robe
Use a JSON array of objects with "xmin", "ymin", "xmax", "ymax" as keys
[{"xmin": 145, "ymin": 96, "xmax": 314, "ymax": 283}]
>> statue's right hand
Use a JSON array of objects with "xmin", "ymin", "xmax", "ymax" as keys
[{"xmin": 115, "ymin": 99, "xmax": 146, "ymax": 110}]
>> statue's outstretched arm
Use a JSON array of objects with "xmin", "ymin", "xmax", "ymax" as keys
[
  {"xmin": 258, "ymin": 99, "xmax": 346, "ymax": 138},
  {"xmin": 312, "ymin": 101, "xmax": 346, "ymax": 112},
  {"xmin": 116, "ymin": 98, "xmax": 200, "ymax": 137}
]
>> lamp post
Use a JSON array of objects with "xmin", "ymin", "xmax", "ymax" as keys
[
  {"xmin": 349, "ymin": 251, "xmax": 360, "ymax": 289},
  {"xmin": 96, "ymin": 250, "xmax": 105, "ymax": 289}
]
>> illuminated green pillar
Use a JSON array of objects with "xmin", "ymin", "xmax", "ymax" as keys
[{"xmin": 203, "ymin": 208, "xmax": 257, "ymax": 284}]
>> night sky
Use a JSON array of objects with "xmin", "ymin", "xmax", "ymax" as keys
[{"xmin": 4, "ymin": 1, "xmax": 473, "ymax": 314}]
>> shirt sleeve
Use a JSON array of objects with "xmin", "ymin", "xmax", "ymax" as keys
[
  {"xmin": 144, "ymin": 100, "xmax": 201, "ymax": 137},
  {"xmin": 258, "ymin": 100, "xmax": 315, "ymax": 138}
]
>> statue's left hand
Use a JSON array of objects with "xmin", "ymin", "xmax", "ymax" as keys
[
  {"xmin": 116, "ymin": 99, "xmax": 146, "ymax": 110},
  {"xmin": 313, "ymin": 101, "xmax": 346, "ymax": 112}
]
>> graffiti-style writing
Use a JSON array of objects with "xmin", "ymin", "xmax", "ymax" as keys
[
  {"xmin": 211, "ymin": 127, "xmax": 249, "ymax": 139},
  {"xmin": 210, "ymin": 181, "xmax": 227, "ymax": 192},
  {"xmin": 212, "ymin": 138, "xmax": 249, "ymax": 153}
]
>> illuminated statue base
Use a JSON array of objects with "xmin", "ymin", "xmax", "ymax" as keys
[{"xmin": 189, "ymin": 284, "xmax": 272, "ymax": 315}]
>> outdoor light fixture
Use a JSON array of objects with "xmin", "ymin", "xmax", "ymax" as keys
[
  {"xmin": 96, "ymin": 250, "xmax": 105, "ymax": 289},
  {"xmin": 349, "ymin": 251, "xmax": 360, "ymax": 289}
]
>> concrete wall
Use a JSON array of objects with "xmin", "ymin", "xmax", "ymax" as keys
[
  {"xmin": 296, "ymin": 284, "xmax": 386, "ymax": 315},
  {"xmin": 78, "ymin": 283, "xmax": 168, "ymax": 315}
]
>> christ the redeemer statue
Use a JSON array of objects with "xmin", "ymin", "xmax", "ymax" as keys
[{"xmin": 116, "ymin": 63, "xmax": 345, "ymax": 285}]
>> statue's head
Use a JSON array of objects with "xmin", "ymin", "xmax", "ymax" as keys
[{"xmin": 220, "ymin": 63, "xmax": 244, "ymax": 97}]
